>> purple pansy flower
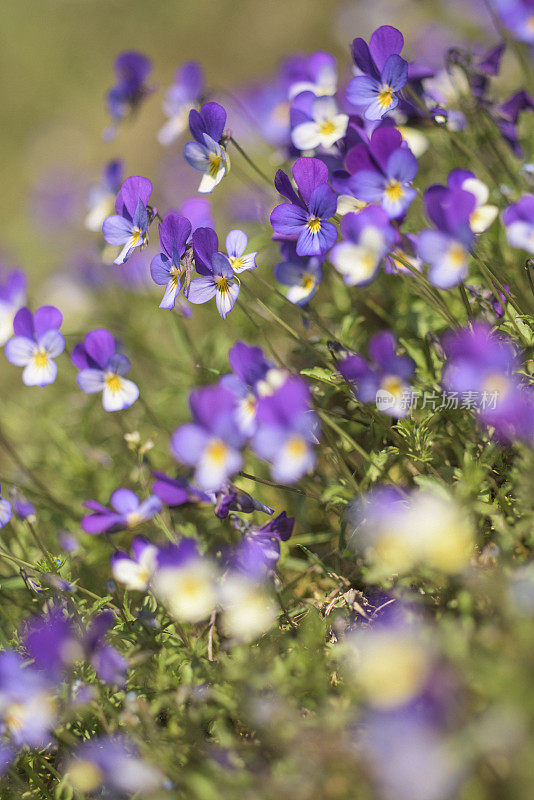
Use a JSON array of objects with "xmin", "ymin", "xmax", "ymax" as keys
[
  {"xmin": 0, "ymin": 485, "xmax": 12, "ymax": 530},
  {"xmin": 270, "ymin": 157, "xmax": 338, "ymax": 256},
  {"xmin": 346, "ymin": 127, "xmax": 418, "ymax": 219},
  {"xmin": 67, "ymin": 735, "xmax": 162, "ymax": 796},
  {"xmin": 111, "ymin": 536, "xmax": 159, "ymax": 592},
  {"xmin": 330, "ymin": 207, "xmax": 396, "ymax": 286},
  {"xmin": 503, "ymin": 194, "xmax": 534, "ymax": 254},
  {"xmin": 183, "ymin": 102, "xmax": 228, "ymax": 193},
  {"xmin": 416, "ymin": 184, "xmax": 475, "ymax": 289},
  {"xmin": 170, "ymin": 384, "xmax": 245, "ymax": 491},
  {"xmin": 150, "ymin": 212, "xmax": 192, "ymax": 309},
  {"xmin": 442, "ymin": 323, "xmax": 534, "ymax": 443},
  {"xmin": 0, "ymin": 267, "xmax": 26, "ymax": 346},
  {"xmin": 188, "ymin": 228, "xmax": 240, "ymax": 319},
  {"xmin": 153, "ymin": 538, "xmax": 218, "ymax": 623},
  {"xmin": 338, "ymin": 331, "xmax": 415, "ymax": 418},
  {"xmin": 347, "ymin": 26, "xmax": 409, "ymax": 120},
  {"xmin": 291, "ymin": 94, "xmax": 348, "ymax": 151},
  {"xmin": 106, "ymin": 52, "xmax": 152, "ymax": 123},
  {"xmin": 446, "ymin": 169, "xmax": 497, "ymax": 233},
  {"xmin": 102, "ymin": 176, "xmax": 153, "ymax": 265},
  {"xmin": 253, "ymin": 376, "xmax": 319, "ymax": 483},
  {"xmin": 284, "ymin": 51, "xmax": 338, "ymax": 100},
  {"xmin": 158, "ymin": 61, "xmax": 204, "ymax": 145},
  {"xmin": 72, "ymin": 329, "xmax": 139, "ymax": 412},
  {"xmin": 225, "ymin": 229, "xmax": 258, "ymax": 274},
  {"xmin": 85, "ymin": 159, "xmax": 123, "ymax": 232},
  {"xmin": 81, "ymin": 488, "xmax": 162, "ymax": 535},
  {"xmin": 274, "ymin": 241, "xmax": 323, "ymax": 306},
  {"xmin": 238, "ymin": 511, "xmax": 295, "ymax": 574},
  {"xmin": 5, "ymin": 306, "xmax": 64, "ymax": 387},
  {"xmin": 0, "ymin": 651, "xmax": 57, "ymax": 748}
]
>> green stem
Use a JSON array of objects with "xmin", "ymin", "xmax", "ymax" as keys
[{"xmin": 229, "ymin": 136, "xmax": 273, "ymax": 186}]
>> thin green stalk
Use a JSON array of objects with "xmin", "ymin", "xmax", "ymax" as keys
[
  {"xmin": 229, "ymin": 136, "xmax": 273, "ymax": 186},
  {"xmin": 238, "ymin": 470, "xmax": 322, "ymax": 501}
]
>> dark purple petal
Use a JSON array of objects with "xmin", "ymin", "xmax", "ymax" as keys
[
  {"xmin": 351, "ymin": 37, "xmax": 380, "ymax": 79},
  {"xmin": 274, "ymin": 169, "xmax": 305, "ymax": 207},
  {"xmin": 369, "ymin": 26, "xmax": 404, "ymax": 72},
  {"xmin": 292, "ymin": 157, "xmax": 329, "ymax": 204},
  {"xmin": 381, "ymin": 54, "xmax": 408, "ymax": 92},
  {"xmin": 33, "ymin": 305, "xmax": 62, "ymax": 338},
  {"xmin": 82, "ymin": 511, "xmax": 123, "ymax": 535},
  {"xmin": 192, "ymin": 227, "xmax": 219, "ymax": 275},
  {"xmin": 114, "ymin": 176, "xmax": 153, "ymax": 219},
  {"xmin": 270, "ymin": 202, "xmax": 308, "ymax": 238},
  {"xmin": 12, "ymin": 307, "xmax": 34, "ymax": 339},
  {"xmin": 84, "ymin": 329, "xmax": 116, "ymax": 369},
  {"xmin": 307, "ymin": 183, "xmax": 338, "ymax": 220},
  {"xmin": 159, "ymin": 212, "xmax": 191, "ymax": 261}
]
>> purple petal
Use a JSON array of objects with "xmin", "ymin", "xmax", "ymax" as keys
[
  {"xmin": 170, "ymin": 423, "xmax": 209, "ymax": 466},
  {"xmin": 103, "ymin": 215, "xmax": 133, "ymax": 246},
  {"xmin": 346, "ymin": 75, "xmax": 380, "ymax": 108},
  {"xmin": 107, "ymin": 352, "xmax": 131, "ymax": 376},
  {"xmin": 77, "ymin": 369, "xmax": 106, "ymax": 394},
  {"xmin": 84, "ymin": 329, "xmax": 116, "ymax": 369},
  {"xmin": 192, "ymin": 227, "xmax": 219, "ymax": 275},
  {"xmin": 369, "ymin": 26, "xmax": 404, "ymax": 72},
  {"xmin": 152, "ymin": 476, "xmax": 190, "ymax": 506},
  {"xmin": 270, "ymin": 203, "xmax": 308, "ymax": 238},
  {"xmin": 82, "ymin": 511, "xmax": 122, "ymax": 535},
  {"xmin": 150, "ymin": 253, "xmax": 171, "ymax": 285},
  {"xmin": 114, "ymin": 176, "xmax": 152, "ymax": 219},
  {"xmin": 292, "ymin": 157, "xmax": 329, "ymax": 204},
  {"xmin": 387, "ymin": 147, "xmax": 418, "ymax": 183},
  {"xmin": 274, "ymin": 169, "xmax": 305, "ymax": 207},
  {"xmin": 381, "ymin": 54, "xmax": 408, "ymax": 92},
  {"xmin": 110, "ymin": 488, "xmax": 140, "ymax": 514},
  {"xmin": 38, "ymin": 329, "xmax": 65, "ymax": 358},
  {"xmin": 297, "ymin": 221, "xmax": 337, "ymax": 256},
  {"xmin": 34, "ymin": 305, "xmax": 62, "ymax": 338},
  {"xmin": 351, "ymin": 37, "xmax": 380, "ymax": 79},
  {"xmin": 307, "ymin": 184, "xmax": 338, "ymax": 220},
  {"xmin": 187, "ymin": 276, "xmax": 217, "ymax": 304},
  {"xmin": 159, "ymin": 212, "xmax": 191, "ymax": 260},
  {"xmin": 348, "ymin": 170, "xmax": 386, "ymax": 203},
  {"xmin": 12, "ymin": 307, "xmax": 34, "ymax": 339}
]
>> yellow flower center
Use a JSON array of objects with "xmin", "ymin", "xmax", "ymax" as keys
[
  {"xmin": 318, "ymin": 119, "xmax": 336, "ymax": 136},
  {"xmin": 126, "ymin": 511, "xmax": 144, "ymax": 528},
  {"xmin": 205, "ymin": 438, "xmax": 228, "ymax": 466},
  {"xmin": 68, "ymin": 761, "xmax": 104, "ymax": 793},
  {"xmin": 482, "ymin": 373, "xmax": 510, "ymax": 399},
  {"xmin": 170, "ymin": 266, "xmax": 181, "ymax": 287},
  {"xmin": 381, "ymin": 375, "xmax": 404, "ymax": 398},
  {"xmin": 384, "ymin": 179, "xmax": 404, "ymax": 203},
  {"xmin": 5, "ymin": 703, "xmax": 24, "ymax": 732},
  {"xmin": 229, "ymin": 256, "xmax": 244, "ymax": 272},
  {"xmin": 286, "ymin": 435, "xmax": 307, "ymax": 459},
  {"xmin": 307, "ymin": 216, "xmax": 321, "ymax": 234},
  {"xmin": 215, "ymin": 275, "xmax": 229, "ymax": 293},
  {"xmin": 208, "ymin": 152, "xmax": 222, "ymax": 177},
  {"xmin": 302, "ymin": 273, "xmax": 316, "ymax": 291},
  {"xmin": 105, "ymin": 373, "xmax": 122, "ymax": 394},
  {"xmin": 131, "ymin": 227, "xmax": 143, "ymax": 246},
  {"xmin": 378, "ymin": 85, "xmax": 394, "ymax": 109},
  {"xmin": 448, "ymin": 243, "xmax": 466, "ymax": 268},
  {"xmin": 33, "ymin": 348, "xmax": 49, "ymax": 368}
]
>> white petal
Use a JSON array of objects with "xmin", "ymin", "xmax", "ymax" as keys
[
  {"xmin": 4, "ymin": 336, "xmax": 35, "ymax": 366},
  {"xmin": 22, "ymin": 356, "xmax": 57, "ymax": 386},
  {"xmin": 336, "ymin": 195, "xmax": 367, "ymax": 215},
  {"xmin": 102, "ymin": 377, "xmax": 139, "ymax": 411},
  {"xmin": 85, "ymin": 196, "xmax": 114, "ymax": 232},
  {"xmin": 396, "ymin": 126, "xmax": 429, "ymax": 157},
  {"xmin": 462, "ymin": 177, "xmax": 489, "ymax": 206},
  {"xmin": 470, "ymin": 204, "xmax": 498, "ymax": 233},
  {"xmin": 506, "ymin": 221, "xmax": 534, "ymax": 254},
  {"xmin": 157, "ymin": 114, "xmax": 188, "ymax": 145},
  {"xmin": 112, "ymin": 558, "xmax": 152, "ymax": 591},
  {"xmin": 331, "ymin": 242, "xmax": 380, "ymax": 285},
  {"xmin": 291, "ymin": 122, "xmax": 321, "ymax": 151}
]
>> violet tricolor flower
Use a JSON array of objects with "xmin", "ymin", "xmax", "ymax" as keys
[
  {"xmin": 291, "ymin": 94, "xmax": 348, "ymax": 151},
  {"xmin": 67, "ymin": 735, "xmax": 162, "ymax": 797},
  {"xmin": 184, "ymin": 102, "xmax": 228, "ymax": 193},
  {"xmin": 171, "ymin": 384, "xmax": 245, "ymax": 491},
  {"xmin": 150, "ymin": 212, "xmax": 192, "ymax": 309},
  {"xmin": 0, "ymin": 651, "xmax": 57, "ymax": 748},
  {"xmin": 270, "ymin": 157, "xmax": 337, "ymax": 256},
  {"xmin": 346, "ymin": 127, "xmax": 418, "ymax": 219},
  {"xmin": 81, "ymin": 488, "xmax": 162, "ymax": 535},
  {"xmin": 347, "ymin": 26, "xmax": 408, "ymax": 120},
  {"xmin": 238, "ymin": 511, "xmax": 295, "ymax": 574},
  {"xmin": 188, "ymin": 227, "xmax": 240, "ymax": 319},
  {"xmin": 253, "ymin": 376, "xmax": 319, "ymax": 483},
  {"xmin": 274, "ymin": 242, "xmax": 323, "ymax": 306},
  {"xmin": 338, "ymin": 331, "xmax": 415, "ymax": 418},
  {"xmin": 153, "ymin": 539, "xmax": 218, "ymax": 622},
  {"xmin": 5, "ymin": 306, "xmax": 64, "ymax": 386},
  {"xmin": 330, "ymin": 207, "xmax": 396, "ymax": 286},
  {"xmin": 0, "ymin": 267, "xmax": 26, "ymax": 346},
  {"xmin": 285, "ymin": 51, "xmax": 338, "ymax": 99},
  {"xmin": 0, "ymin": 485, "xmax": 12, "ymax": 530},
  {"xmin": 447, "ymin": 170, "xmax": 497, "ymax": 233},
  {"xmin": 111, "ymin": 537, "xmax": 158, "ymax": 592},
  {"xmin": 106, "ymin": 52, "xmax": 152, "ymax": 123},
  {"xmin": 102, "ymin": 176, "xmax": 153, "ymax": 265},
  {"xmin": 442, "ymin": 323, "xmax": 534, "ymax": 443},
  {"xmin": 158, "ymin": 61, "xmax": 204, "ymax": 145},
  {"xmin": 225, "ymin": 229, "xmax": 258, "ymax": 274},
  {"xmin": 72, "ymin": 329, "xmax": 139, "ymax": 412},
  {"xmin": 503, "ymin": 194, "xmax": 534, "ymax": 254},
  {"xmin": 416, "ymin": 184, "xmax": 475, "ymax": 289}
]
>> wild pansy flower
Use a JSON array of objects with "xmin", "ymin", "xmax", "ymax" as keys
[
  {"xmin": 67, "ymin": 735, "xmax": 162, "ymax": 797},
  {"xmin": 102, "ymin": 175, "xmax": 153, "ymax": 265},
  {"xmin": 338, "ymin": 331, "xmax": 415, "ymax": 418},
  {"xmin": 183, "ymin": 102, "xmax": 228, "ymax": 193},
  {"xmin": 225, "ymin": 229, "xmax": 258, "ymax": 274},
  {"xmin": 188, "ymin": 227, "xmax": 240, "ymax": 319},
  {"xmin": 150, "ymin": 212, "xmax": 192, "ymax": 309},
  {"xmin": 111, "ymin": 537, "xmax": 158, "ymax": 592},
  {"xmin": 503, "ymin": 194, "xmax": 534, "ymax": 254},
  {"xmin": 416, "ymin": 184, "xmax": 475, "ymax": 289},
  {"xmin": 274, "ymin": 242, "xmax": 323, "ymax": 306},
  {"xmin": 0, "ymin": 485, "xmax": 12, "ymax": 530},
  {"xmin": 238, "ymin": 511, "xmax": 295, "ymax": 573},
  {"xmin": 291, "ymin": 94, "xmax": 349, "ymax": 151},
  {"xmin": 170, "ymin": 384, "xmax": 245, "ymax": 491},
  {"xmin": 81, "ymin": 488, "xmax": 162, "ymax": 535},
  {"xmin": 106, "ymin": 51, "xmax": 152, "ymax": 124},
  {"xmin": 270, "ymin": 156, "xmax": 337, "ymax": 256},
  {"xmin": 5, "ymin": 305, "xmax": 64, "ymax": 387},
  {"xmin": 347, "ymin": 26, "xmax": 409, "ymax": 120},
  {"xmin": 219, "ymin": 340, "xmax": 285, "ymax": 436},
  {"xmin": 0, "ymin": 651, "xmax": 58, "ymax": 749},
  {"xmin": 219, "ymin": 559, "xmax": 278, "ymax": 642},
  {"xmin": 330, "ymin": 207, "xmax": 396, "ymax": 286},
  {"xmin": 284, "ymin": 51, "xmax": 338, "ymax": 99},
  {"xmin": 346, "ymin": 127, "xmax": 418, "ymax": 219},
  {"xmin": 442, "ymin": 323, "xmax": 534, "ymax": 443},
  {"xmin": 72, "ymin": 329, "xmax": 139, "ymax": 412},
  {"xmin": 0, "ymin": 267, "xmax": 26, "ymax": 346},
  {"xmin": 152, "ymin": 539, "xmax": 218, "ymax": 623},
  {"xmin": 158, "ymin": 61, "xmax": 204, "ymax": 145},
  {"xmin": 85, "ymin": 159, "xmax": 123, "ymax": 233},
  {"xmin": 348, "ymin": 487, "xmax": 474, "ymax": 577},
  {"xmin": 253, "ymin": 375, "xmax": 319, "ymax": 483},
  {"xmin": 447, "ymin": 169, "xmax": 498, "ymax": 233}
]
